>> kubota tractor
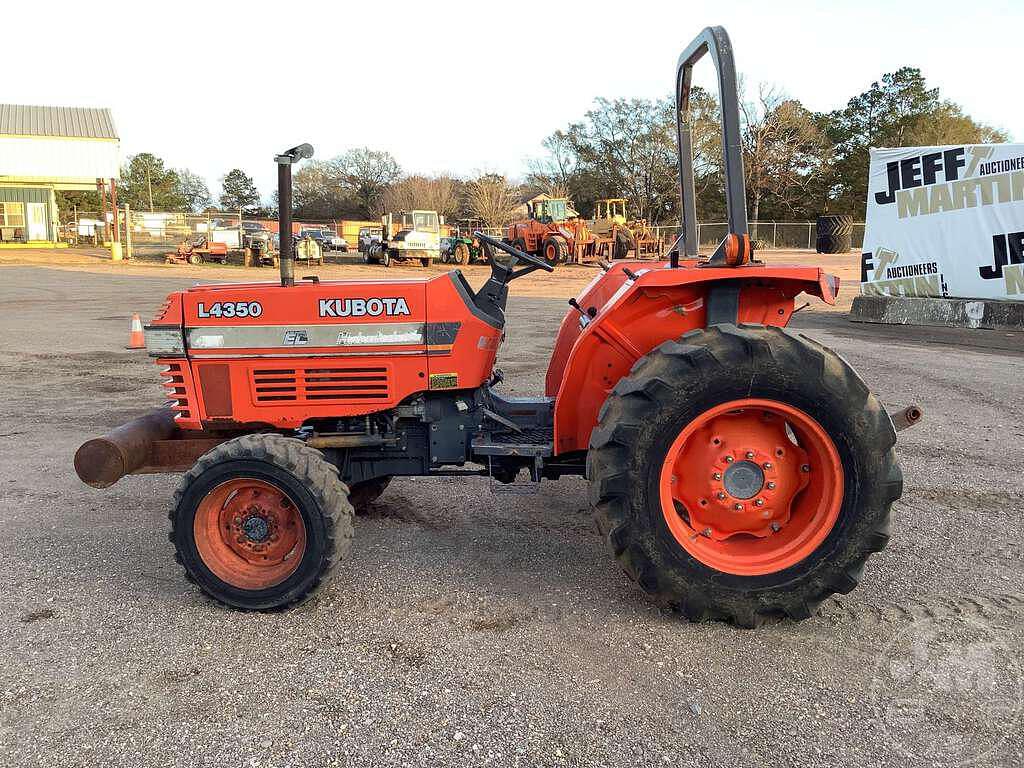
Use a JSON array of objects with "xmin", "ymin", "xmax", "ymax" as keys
[
  {"xmin": 75, "ymin": 28, "xmax": 917, "ymax": 627},
  {"xmin": 506, "ymin": 197, "xmax": 595, "ymax": 265}
]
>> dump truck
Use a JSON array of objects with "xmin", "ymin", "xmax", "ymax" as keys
[{"xmin": 365, "ymin": 210, "xmax": 442, "ymax": 267}]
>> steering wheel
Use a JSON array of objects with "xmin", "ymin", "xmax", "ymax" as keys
[{"xmin": 474, "ymin": 231, "xmax": 554, "ymax": 273}]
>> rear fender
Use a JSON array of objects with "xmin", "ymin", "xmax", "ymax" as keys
[{"xmin": 548, "ymin": 262, "xmax": 839, "ymax": 455}]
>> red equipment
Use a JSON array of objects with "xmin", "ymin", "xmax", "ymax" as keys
[
  {"xmin": 506, "ymin": 197, "xmax": 595, "ymax": 265},
  {"xmin": 75, "ymin": 28, "xmax": 913, "ymax": 626},
  {"xmin": 166, "ymin": 235, "xmax": 229, "ymax": 266}
]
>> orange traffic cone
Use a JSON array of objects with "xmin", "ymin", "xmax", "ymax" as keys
[{"xmin": 126, "ymin": 313, "xmax": 145, "ymax": 349}]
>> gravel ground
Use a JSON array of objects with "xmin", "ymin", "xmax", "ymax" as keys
[{"xmin": 1, "ymin": 265, "xmax": 1022, "ymax": 768}]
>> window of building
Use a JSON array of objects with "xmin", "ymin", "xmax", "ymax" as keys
[{"xmin": 0, "ymin": 202, "xmax": 26, "ymax": 227}]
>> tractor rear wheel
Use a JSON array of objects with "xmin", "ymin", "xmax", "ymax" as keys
[
  {"xmin": 169, "ymin": 434, "xmax": 354, "ymax": 610},
  {"xmin": 454, "ymin": 242, "xmax": 471, "ymax": 265},
  {"xmin": 543, "ymin": 236, "xmax": 568, "ymax": 266},
  {"xmin": 349, "ymin": 477, "xmax": 392, "ymax": 515},
  {"xmin": 588, "ymin": 324, "xmax": 901, "ymax": 627}
]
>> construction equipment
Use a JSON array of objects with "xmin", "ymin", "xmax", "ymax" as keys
[
  {"xmin": 506, "ymin": 197, "xmax": 596, "ymax": 265},
  {"xmin": 75, "ymin": 29, "xmax": 911, "ymax": 627},
  {"xmin": 165, "ymin": 235, "xmax": 229, "ymax": 265},
  {"xmin": 365, "ymin": 210, "xmax": 442, "ymax": 267},
  {"xmin": 589, "ymin": 198, "xmax": 635, "ymax": 259},
  {"xmin": 589, "ymin": 198, "xmax": 662, "ymax": 259}
]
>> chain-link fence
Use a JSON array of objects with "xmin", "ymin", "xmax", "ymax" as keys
[
  {"xmin": 648, "ymin": 222, "xmax": 865, "ymax": 252},
  {"xmin": 57, "ymin": 209, "xmax": 364, "ymax": 256},
  {"xmin": 456, "ymin": 221, "xmax": 865, "ymax": 256},
  {"xmin": 57, "ymin": 209, "xmax": 865, "ymax": 259}
]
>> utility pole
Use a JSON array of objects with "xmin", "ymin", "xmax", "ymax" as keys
[{"xmin": 110, "ymin": 178, "xmax": 122, "ymax": 261}]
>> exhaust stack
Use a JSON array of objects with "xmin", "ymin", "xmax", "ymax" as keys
[{"xmin": 274, "ymin": 143, "xmax": 314, "ymax": 287}]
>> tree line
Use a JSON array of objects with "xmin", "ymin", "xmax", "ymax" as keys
[
  {"xmin": 57, "ymin": 156, "xmax": 264, "ymax": 217},
  {"xmin": 529, "ymin": 67, "xmax": 1005, "ymax": 225},
  {"xmin": 57, "ymin": 66, "xmax": 1006, "ymax": 227}
]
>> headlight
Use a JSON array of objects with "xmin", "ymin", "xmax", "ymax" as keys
[{"xmin": 144, "ymin": 325, "xmax": 186, "ymax": 357}]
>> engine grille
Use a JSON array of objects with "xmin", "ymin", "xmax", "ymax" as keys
[
  {"xmin": 251, "ymin": 365, "xmax": 391, "ymax": 404},
  {"xmin": 162, "ymin": 362, "xmax": 191, "ymax": 419}
]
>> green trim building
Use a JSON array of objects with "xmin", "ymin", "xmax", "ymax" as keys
[{"xmin": 0, "ymin": 104, "xmax": 119, "ymax": 246}]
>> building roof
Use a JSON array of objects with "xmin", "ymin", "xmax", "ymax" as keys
[{"xmin": 0, "ymin": 104, "xmax": 118, "ymax": 140}]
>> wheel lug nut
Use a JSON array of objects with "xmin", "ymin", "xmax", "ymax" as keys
[
  {"xmin": 712, "ymin": 472, "xmax": 722, "ymax": 480},
  {"xmin": 763, "ymin": 461, "xmax": 773, "ymax": 470},
  {"xmin": 745, "ymin": 451, "xmax": 755, "ymax": 459},
  {"xmin": 733, "ymin": 503, "xmax": 743, "ymax": 511},
  {"xmin": 770, "ymin": 522, "xmax": 781, "ymax": 532},
  {"xmin": 801, "ymin": 464, "xmax": 810, "ymax": 472},
  {"xmin": 754, "ymin": 498, "xmax": 765, "ymax": 507},
  {"xmin": 716, "ymin": 491, "xmax": 726, "ymax": 500},
  {"xmin": 725, "ymin": 456, "xmax": 734, "ymax": 463},
  {"xmin": 766, "ymin": 482, "xmax": 776, "ymax": 490}
]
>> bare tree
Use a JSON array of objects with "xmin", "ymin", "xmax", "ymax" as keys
[
  {"xmin": 465, "ymin": 174, "xmax": 520, "ymax": 227},
  {"xmin": 379, "ymin": 175, "xmax": 464, "ymax": 218},
  {"xmin": 740, "ymin": 84, "xmax": 830, "ymax": 235},
  {"xmin": 337, "ymin": 148, "xmax": 402, "ymax": 217}
]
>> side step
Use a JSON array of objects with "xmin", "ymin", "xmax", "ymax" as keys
[
  {"xmin": 472, "ymin": 426, "xmax": 553, "ymax": 494},
  {"xmin": 471, "ymin": 426, "xmax": 553, "ymax": 457}
]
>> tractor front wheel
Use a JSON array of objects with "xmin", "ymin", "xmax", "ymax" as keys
[
  {"xmin": 588, "ymin": 324, "xmax": 901, "ymax": 627},
  {"xmin": 169, "ymin": 434, "xmax": 354, "ymax": 610}
]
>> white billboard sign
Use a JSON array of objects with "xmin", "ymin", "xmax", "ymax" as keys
[{"xmin": 862, "ymin": 144, "xmax": 1024, "ymax": 301}]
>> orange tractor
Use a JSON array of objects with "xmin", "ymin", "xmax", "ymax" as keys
[
  {"xmin": 74, "ymin": 28, "xmax": 917, "ymax": 626},
  {"xmin": 166, "ymin": 234, "xmax": 229, "ymax": 265},
  {"xmin": 506, "ymin": 197, "xmax": 596, "ymax": 265}
]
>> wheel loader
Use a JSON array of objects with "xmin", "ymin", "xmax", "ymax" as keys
[
  {"xmin": 75, "ymin": 27, "xmax": 917, "ymax": 627},
  {"xmin": 506, "ymin": 197, "xmax": 595, "ymax": 265}
]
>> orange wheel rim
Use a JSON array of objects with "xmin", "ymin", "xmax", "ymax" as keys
[
  {"xmin": 193, "ymin": 478, "xmax": 306, "ymax": 590},
  {"xmin": 545, "ymin": 243, "xmax": 556, "ymax": 261},
  {"xmin": 659, "ymin": 398, "xmax": 843, "ymax": 576}
]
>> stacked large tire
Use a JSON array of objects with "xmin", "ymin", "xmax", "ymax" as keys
[{"xmin": 816, "ymin": 215, "xmax": 853, "ymax": 254}]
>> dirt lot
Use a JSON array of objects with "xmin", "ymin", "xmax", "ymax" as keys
[{"xmin": 1, "ymin": 260, "xmax": 1022, "ymax": 767}]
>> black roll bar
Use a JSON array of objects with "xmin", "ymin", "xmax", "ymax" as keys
[{"xmin": 672, "ymin": 26, "xmax": 748, "ymax": 267}]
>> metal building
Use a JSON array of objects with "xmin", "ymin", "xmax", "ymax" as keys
[{"xmin": 0, "ymin": 104, "xmax": 120, "ymax": 246}]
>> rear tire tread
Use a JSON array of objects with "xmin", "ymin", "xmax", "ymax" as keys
[{"xmin": 588, "ymin": 323, "xmax": 900, "ymax": 628}]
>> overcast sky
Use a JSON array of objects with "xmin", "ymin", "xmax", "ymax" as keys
[{"xmin": 7, "ymin": 0, "xmax": 1019, "ymax": 204}]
